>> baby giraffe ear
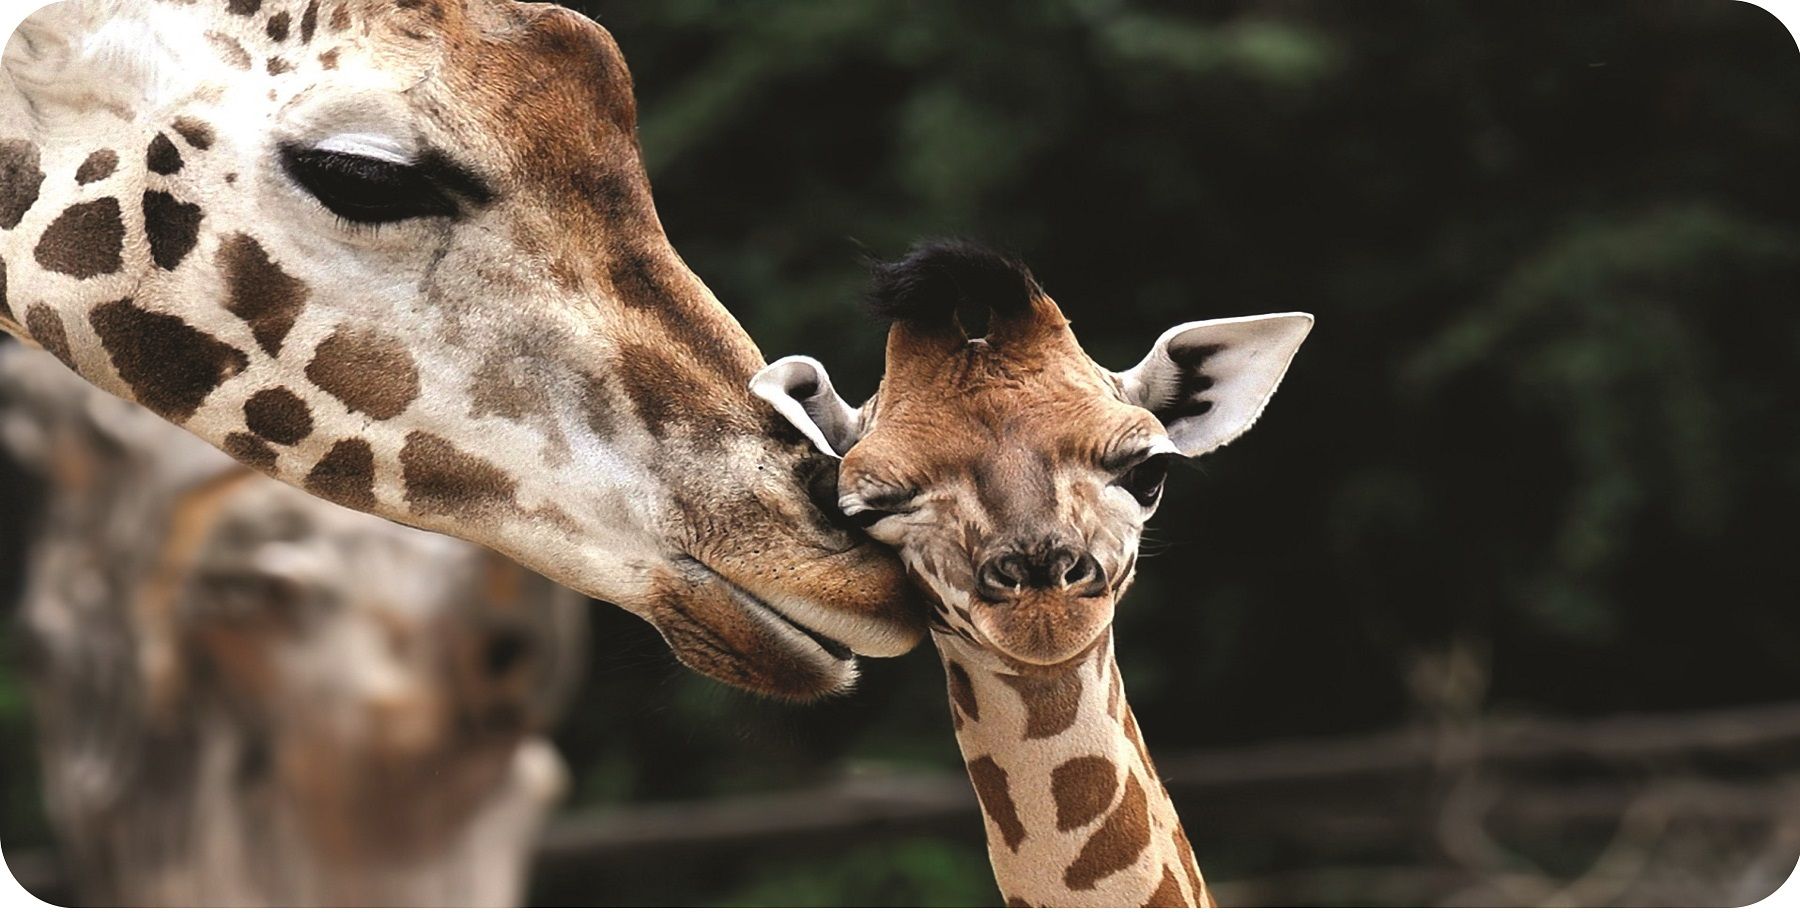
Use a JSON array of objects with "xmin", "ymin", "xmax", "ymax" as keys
[
  {"xmin": 1117, "ymin": 312, "xmax": 1313, "ymax": 457},
  {"xmin": 750, "ymin": 357, "xmax": 863, "ymax": 458}
]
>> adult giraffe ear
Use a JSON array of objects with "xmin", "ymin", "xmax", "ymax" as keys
[
  {"xmin": 1117, "ymin": 312, "xmax": 1314, "ymax": 457},
  {"xmin": 750, "ymin": 356, "xmax": 862, "ymax": 458}
]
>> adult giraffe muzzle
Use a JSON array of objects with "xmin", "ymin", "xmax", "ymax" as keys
[{"xmin": 0, "ymin": 0, "xmax": 924, "ymax": 699}]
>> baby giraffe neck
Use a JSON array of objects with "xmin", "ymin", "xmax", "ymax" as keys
[{"xmin": 933, "ymin": 628, "xmax": 1212, "ymax": 908}]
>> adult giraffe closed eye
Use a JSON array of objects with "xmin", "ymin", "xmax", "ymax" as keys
[{"xmin": 0, "ymin": 0, "xmax": 924, "ymax": 699}]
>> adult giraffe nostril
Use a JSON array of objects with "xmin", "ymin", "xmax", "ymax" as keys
[{"xmin": 976, "ymin": 556, "xmax": 1026, "ymax": 601}]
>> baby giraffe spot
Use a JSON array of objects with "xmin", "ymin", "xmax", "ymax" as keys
[
  {"xmin": 400, "ymin": 432, "xmax": 518, "ymax": 517},
  {"xmin": 146, "ymin": 134, "xmax": 183, "ymax": 175},
  {"xmin": 306, "ymin": 329, "xmax": 420, "ymax": 419},
  {"xmin": 299, "ymin": 1, "xmax": 320, "ymax": 43},
  {"xmin": 207, "ymin": 32, "xmax": 252, "ymax": 70},
  {"xmin": 330, "ymin": 3, "xmax": 351, "ymax": 31},
  {"xmin": 222, "ymin": 432, "xmax": 278, "ymax": 473},
  {"xmin": 1173, "ymin": 826, "xmax": 1205, "ymax": 903},
  {"xmin": 1142, "ymin": 867, "xmax": 1187, "ymax": 908},
  {"xmin": 89, "ymin": 299, "xmax": 248, "ymax": 422},
  {"xmin": 34, "ymin": 198, "xmax": 124, "ymax": 278},
  {"xmin": 1064, "ymin": 772, "xmax": 1152, "ymax": 890},
  {"xmin": 25, "ymin": 305, "xmax": 74, "ymax": 370},
  {"xmin": 0, "ymin": 139, "xmax": 45, "ymax": 229},
  {"xmin": 998, "ymin": 667, "xmax": 1084, "ymax": 739},
  {"xmin": 305, "ymin": 438, "xmax": 375, "ymax": 511},
  {"xmin": 75, "ymin": 149, "xmax": 118, "ymax": 185},
  {"xmin": 218, "ymin": 233, "xmax": 308, "ymax": 356},
  {"xmin": 244, "ymin": 387, "xmax": 314, "ymax": 445},
  {"xmin": 143, "ymin": 191, "xmax": 203, "ymax": 270},
  {"xmin": 965, "ymin": 756, "xmax": 1026, "ymax": 853},
  {"xmin": 318, "ymin": 49, "xmax": 340, "ymax": 69},
  {"xmin": 266, "ymin": 12, "xmax": 291, "ymax": 41},
  {"xmin": 171, "ymin": 118, "xmax": 216, "ymax": 150},
  {"xmin": 947, "ymin": 661, "xmax": 980, "ymax": 722},
  {"xmin": 227, "ymin": 0, "xmax": 261, "ymax": 15},
  {"xmin": 1051, "ymin": 755, "xmax": 1119, "ymax": 831},
  {"xmin": 266, "ymin": 57, "xmax": 293, "ymax": 76}
]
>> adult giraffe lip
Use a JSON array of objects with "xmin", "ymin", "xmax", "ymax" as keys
[{"xmin": 676, "ymin": 556, "xmax": 855, "ymax": 661}]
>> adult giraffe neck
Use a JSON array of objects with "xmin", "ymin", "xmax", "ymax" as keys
[{"xmin": 933, "ymin": 628, "xmax": 1213, "ymax": 908}]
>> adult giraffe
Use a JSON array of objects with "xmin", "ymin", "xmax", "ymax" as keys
[
  {"xmin": 755, "ymin": 241, "xmax": 1312, "ymax": 906},
  {"xmin": 0, "ymin": 0, "xmax": 924, "ymax": 699}
]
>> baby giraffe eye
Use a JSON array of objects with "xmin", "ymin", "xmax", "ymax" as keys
[{"xmin": 1116, "ymin": 454, "xmax": 1171, "ymax": 507}]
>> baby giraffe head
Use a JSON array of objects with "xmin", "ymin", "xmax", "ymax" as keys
[{"xmin": 754, "ymin": 241, "xmax": 1311, "ymax": 666}]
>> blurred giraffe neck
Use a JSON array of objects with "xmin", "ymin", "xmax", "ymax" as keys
[{"xmin": 934, "ymin": 628, "xmax": 1213, "ymax": 908}]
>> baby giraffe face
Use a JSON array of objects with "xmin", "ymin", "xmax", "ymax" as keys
[{"xmin": 755, "ymin": 242, "xmax": 1311, "ymax": 666}]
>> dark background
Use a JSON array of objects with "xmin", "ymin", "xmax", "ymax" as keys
[{"xmin": 4, "ymin": 0, "xmax": 1798, "ymax": 906}]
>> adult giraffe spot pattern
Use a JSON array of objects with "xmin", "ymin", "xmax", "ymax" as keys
[
  {"xmin": 1142, "ymin": 867, "xmax": 1186, "ymax": 908},
  {"xmin": 89, "ymin": 298, "xmax": 248, "ymax": 422},
  {"xmin": 222, "ymin": 431, "xmax": 278, "ymax": 472},
  {"xmin": 1064, "ymin": 772, "xmax": 1152, "ymax": 890},
  {"xmin": 947, "ymin": 661, "xmax": 980, "ymax": 722},
  {"xmin": 146, "ymin": 133, "xmax": 183, "ymax": 175},
  {"xmin": 171, "ymin": 118, "xmax": 216, "ymax": 150},
  {"xmin": 75, "ymin": 149, "xmax": 118, "ymax": 185},
  {"xmin": 25, "ymin": 306, "xmax": 73, "ymax": 369},
  {"xmin": 143, "ymin": 191, "xmax": 203, "ymax": 271},
  {"xmin": 305, "ymin": 438, "xmax": 375, "ymax": 511},
  {"xmin": 218, "ymin": 233, "xmax": 307, "ymax": 355},
  {"xmin": 400, "ymin": 431, "xmax": 518, "ymax": 517},
  {"xmin": 243, "ymin": 387, "xmax": 314, "ymax": 445},
  {"xmin": 966, "ymin": 756, "xmax": 1026, "ymax": 853},
  {"xmin": 999, "ymin": 668, "xmax": 1084, "ymax": 739},
  {"xmin": 305, "ymin": 328, "xmax": 420, "ymax": 419},
  {"xmin": 0, "ymin": 139, "xmax": 44, "ymax": 229},
  {"xmin": 34, "ymin": 198, "xmax": 124, "ymax": 278}
]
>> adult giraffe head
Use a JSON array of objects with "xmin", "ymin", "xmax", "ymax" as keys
[
  {"xmin": 754, "ymin": 241, "xmax": 1311, "ymax": 666},
  {"xmin": 0, "ymin": 0, "xmax": 924, "ymax": 699}
]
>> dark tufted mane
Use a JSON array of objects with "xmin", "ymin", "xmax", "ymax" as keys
[{"xmin": 865, "ymin": 239, "xmax": 1043, "ymax": 329}]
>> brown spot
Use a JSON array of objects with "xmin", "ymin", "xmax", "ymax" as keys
[
  {"xmin": 1142, "ymin": 867, "xmax": 1187, "ymax": 908},
  {"xmin": 305, "ymin": 328, "xmax": 419, "ymax": 419},
  {"xmin": 1064, "ymin": 772, "xmax": 1153, "ymax": 890},
  {"xmin": 35, "ymin": 198, "xmax": 124, "ymax": 278},
  {"xmin": 227, "ymin": 0, "xmax": 260, "ymax": 15},
  {"xmin": 266, "ymin": 11, "xmax": 290, "ymax": 41},
  {"xmin": 207, "ymin": 32, "xmax": 252, "ymax": 69},
  {"xmin": 218, "ymin": 233, "xmax": 308, "ymax": 356},
  {"xmin": 965, "ymin": 756, "xmax": 1025, "ymax": 853},
  {"xmin": 146, "ymin": 133, "xmax": 183, "ymax": 174},
  {"xmin": 299, "ymin": 1, "xmax": 320, "ymax": 42},
  {"xmin": 998, "ymin": 667, "xmax": 1083, "ymax": 739},
  {"xmin": 400, "ymin": 431, "xmax": 518, "ymax": 517},
  {"xmin": 75, "ymin": 149, "xmax": 118, "ymax": 184},
  {"xmin": 89, "ymin": 299, "xmax": 248, "ymax": 422},
  {"xmin": 171, "ymin": 118, "xmax": 215, "ymax": 150},
  {"xmin": 613, "ymin": 339, "xmax": 735, "ymax": 439},
  {"xmin": 305, "ymin": 438, "xmax": 375, "ymax": 510},
  {"xmin": 329, "ymin": 3, "xmax": 351, "ymax": 31},
  {"xmin": 1173, "ymin": 826, "xmax": 1205, "ymax": 905},
  {"xmin": 0, "ymin": 255, "xmax": 9, "ymax": 323},
  {"xmin": 223, "ymin": 432, "xmax": 278, "ymax": 473},
  {"xmin": 318, "ymin": 49, "xmax": 339, "ymax": 69},
  {"xmin": 25, "ymin": 305, "xmax": 73, "ymax": 369},
  {"xmin": 266, "ymin": 57, "xmax": 292, "ymax": 76},
  {"xmin": 1004, "ymin": 898, "xmax": 1033, "ymax": 909},
  {"xmin": 244, "ymin": 387, "xmax": 314, "ymax": 445},
  {"xmin": 0, "ymin": 139, "xmax": 44, "ymax": 229},
  {"xmin": 143, "ymin": 191, "xmax": 202, "ymax": 270},
  {"xmin": 946, "ymin": 660, "xmax": 980, "ymax": 723},
  {"xmin": 1051, "ymin": 755, "xmax": 1119, "ymax": 831}
]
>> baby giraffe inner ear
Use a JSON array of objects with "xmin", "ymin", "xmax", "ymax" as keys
[
  {"xmin": 1116, "ymin": 312, "xmax": 1313, "ymax": 457},
  {"xmin": 750, "ymin": 356, "xmax": 863, "ymax": 458}
]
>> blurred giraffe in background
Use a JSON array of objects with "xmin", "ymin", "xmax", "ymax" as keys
[
  {"xmin": 0, "ymin": 344, "xmax": 586, "ymax": 906},
  {"xmin": 755, "ymin": 241, "xmax": 1311, "ymax": 906}
]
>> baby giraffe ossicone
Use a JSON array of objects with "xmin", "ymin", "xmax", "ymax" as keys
[{"xmin": 753, "ymin": 242, "xmax": 1311, "ymax": 907}]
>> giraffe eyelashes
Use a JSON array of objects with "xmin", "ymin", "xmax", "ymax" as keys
[
  {"xmin": 1115, "ymin": 454, "xmax": 1171, "ymax": 507},
  {"xmin": 279, "ymin": 143, "xmax": 490, "ymax": 226}
]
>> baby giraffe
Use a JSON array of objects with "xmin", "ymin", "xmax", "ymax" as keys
[{"xmin": 753, "ymin": 242, "xmax": 1311, "ymax": 907}]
